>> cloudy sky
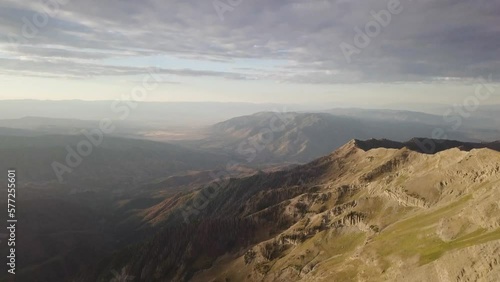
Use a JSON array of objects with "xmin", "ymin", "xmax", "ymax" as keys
[{"xmin": 0, "ymin": 0, "xmax": 499, "ymax": 106}]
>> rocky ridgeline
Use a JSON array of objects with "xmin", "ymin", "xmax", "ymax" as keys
[{"xmin": 353, "ymin": 138, "xmax": 500, "ymax": 154}]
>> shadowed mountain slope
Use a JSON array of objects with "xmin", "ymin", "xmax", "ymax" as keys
[{"xmin": 0, "ymin": 134, "xmax": 229, "ymax": 187}]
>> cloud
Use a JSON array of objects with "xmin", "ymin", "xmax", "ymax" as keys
[
  {"xmin": 0, "ymin": 57, "xmax": 264, "ymax": 80},
  {"xmin": 0, "ymin": 0, "xmax": 499, "ymax": 83}
]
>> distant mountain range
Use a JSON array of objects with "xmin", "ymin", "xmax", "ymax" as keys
[
  {"xmin": 182, "ymin": 111, "xmax": 494, "ymax": 163},
  {"xmin": 0, "ymin": 100, "xmax": 308, "ymax": 126},
  {"xmin": 1, "ymin": 100, "xmax": 498, "ymax": 129},
  {"xmin": 2, "ymin": 109, "xmax": 499, "ymax": 165}
]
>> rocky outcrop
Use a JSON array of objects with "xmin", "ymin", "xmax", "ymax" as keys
[
  {"xmin": 329, "ymin": 201, "xmax": 358, "ymax": 217},
  {"xmin": 383, "ymin": 188, "xmax": 429, "ymax": 208},
  {"xmin": 330, "ymin": 211, "xmax": 367, "ymax": 229}
]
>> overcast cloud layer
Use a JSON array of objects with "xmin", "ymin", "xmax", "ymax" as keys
[{"xmin": 0, "ymin": 0, "xmax": 499, "ymax": 84}]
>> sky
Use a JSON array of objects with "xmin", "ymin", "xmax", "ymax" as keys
[{"xmin": 0, "ymin": 0, "xmax": 499, "ymax": 106}]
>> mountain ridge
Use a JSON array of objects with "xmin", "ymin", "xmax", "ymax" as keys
[
  {"xmin": 75, "ymin": 138, "xmax": 500, "ymax": 281},
  {"xmin": 350, "ymin": 138, "xmax": 500, "ymax": 154}
]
